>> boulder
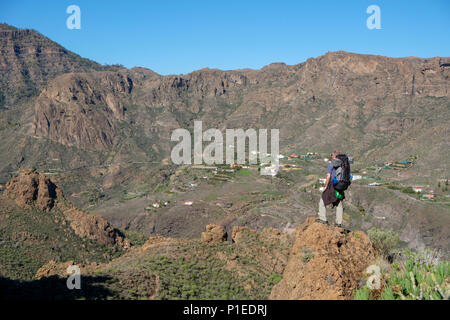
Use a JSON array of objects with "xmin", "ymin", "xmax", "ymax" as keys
[
  {"xmin": 201, "ymin": 224, "xmax": 227, "ymax": 243},
  {"xmin": 4, "ymin": 169, "xmax": 57, "ymax": 211},
  {"xmin": 270, "ymin": 217, "xmax": 375, "ymax": 300}
]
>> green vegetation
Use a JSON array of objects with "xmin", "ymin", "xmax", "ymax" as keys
[
  {"xmin": 354, "ymin": 249, "xmax": 449, "ymax": 300},
  {"xmin": 301, "ymin": 252, "xmax": 315, "ymax": 263},
  {"xmin": 154, "ymin": 183, "xmax": 170, "ymax": 193},
  {"xmin": 121, "ymin": 230, "xmax": 147, "ymax": 247},
  {"xmin": 236, "ymin": 169, "xmax": 252, "ymax": 177},
  {"xmin": 0, "ymin": 205, "xmax": 121, "ymax": 280},
  {"xmin": 121, "ymin": 192, "xmax": 144, "ymax": 201},
  {"xmin": 354, "ymin": 286, "xmax": 371, "ymax": 300},
  {"xmin": 145, "ymin": 256, "xmax": 248, "ymax": 299},
  {"xmin": 202, "ymin": 193, "xmax": 218, "ymax": 201},
  {"xmin": 300, "ymin": 247, "xmax": 315, "ymax": 263},
  {"xmin": 368, "ymin": 227, "xmax": 401, "ymax": 258}
]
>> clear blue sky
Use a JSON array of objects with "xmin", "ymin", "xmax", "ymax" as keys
[{"xmin": 1, "ymin": 0, "xmax": 449, "ymax": 75}]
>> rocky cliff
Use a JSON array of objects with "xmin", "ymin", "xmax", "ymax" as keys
[
  {"xmin": 3, "ymin": 169, "xmax": 129, "ymax": 248},
  {"xmin": 270, "ymin": 218, "xmax": 375, "ymax": 300},
  {"xmin": 27, "ymin": 47, "xmax": 450, "ymax": 173}
]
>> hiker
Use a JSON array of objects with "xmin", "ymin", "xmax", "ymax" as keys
[{"xmin": 316, "ymin": 150, "xmax": 351, "ymax": 227}]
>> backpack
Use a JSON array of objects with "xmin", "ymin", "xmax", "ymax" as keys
[{"xmin": 333, "ymin": 154, "xmax": 351, "ymax": 191}]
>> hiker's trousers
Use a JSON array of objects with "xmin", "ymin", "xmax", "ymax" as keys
[{"xmin": 318, "ymin": 198, "xmax": 343, "ymax": 224}]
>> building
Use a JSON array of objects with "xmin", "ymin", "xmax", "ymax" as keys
[
  {"xmin": 184, "ymin": 201, "xmax": 193, "ymax": 206},
  {"xmin": 152, "ymin": 202, "xmax": 160, "ymax": 208}
]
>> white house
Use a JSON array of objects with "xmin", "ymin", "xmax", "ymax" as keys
[{"xmin": 152, "ymin": 202, "xmax": 160, "ymax": 208}]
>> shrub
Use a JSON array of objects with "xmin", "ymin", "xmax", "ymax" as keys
[
  {"xmin": 301, "ymin": 252, "xmax": 314, "ymax": 263},
  {"xmin": 354, "ymin": 249, "xmax": 449, "ymax": 300},
  {"xmin": 354, "ymin": 286, "xmax": 370, "ymax": 300},
  {"xmin": 368, "ymin": 227, "xmax": 400, "ymax": 258}
]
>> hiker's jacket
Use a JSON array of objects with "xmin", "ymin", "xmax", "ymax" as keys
[{"xmin": 322, "ymin": 181, "xmax": 338, "ymax": 206}]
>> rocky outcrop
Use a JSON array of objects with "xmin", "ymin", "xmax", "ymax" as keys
[
  {"xmin": 4, "ymin": 169, "xmax": 130, "ymax": 249},
  {"xmin": 270, "ymin": 217, "xmax": 375, "ymax": 300},
  {"xmin": 61, "ymin": 206, "xmax": 130, "ymax": 248},
  {"xmin": 35, "ymin": 260, "xmax": 77, "ymax": 280},
  {"xmin": 232, "ymin": 226, "xmax": 258, "ymax": 243},
  {"xmin": 4, "ymin": 169, "xmax": 57, "ymax": 211},
  {"xmin": 201, "ymin": 224, "xmax": 227, "ymax": 243}
]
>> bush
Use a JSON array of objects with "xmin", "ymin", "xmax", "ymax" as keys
[
  {"xmin": 354, "ymin": 286, "xmax": 370, "ymax": 300},
  {"xmin": 354, "ymin": 249, "xmax": 449, "ymax": 300},
  {"xmin": 368, "ymin": 227, "xmax": 400, "ymax": 258},
  {"xmin": 401, "ymin": 187, "xmax": 415, "ymax": 194}
]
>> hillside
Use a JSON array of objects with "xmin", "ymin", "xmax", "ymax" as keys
[
  {"xmin": 0, "ymin": 169, "xmax": 131, "ymax": 280},
  {"xmin": 0, "ymin": 24, "xmax": 449, "ymax": 299},
  {"xmin": 0, "ymin": 23, "xmax": 122, "ymax": 106},
  {"xmin": 0, "ymin": 171, "xmax": 448, "ymax": 300}
]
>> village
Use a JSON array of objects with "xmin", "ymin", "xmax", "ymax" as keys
[{"xmin": 141, "ymin": 151, "xmax": 448, "ymax": 211}]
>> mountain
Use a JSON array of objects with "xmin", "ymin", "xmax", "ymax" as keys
[
  {"xmin": 0, "ymin": 24, "xmax": 449, "ymax": 266},
  {"xmin": 0, "ymin": 23, "xmax": 122, "ymax": 106},
  {"xmin": 0, "ymin": 24, "xmax": 449, "ymax": 300}
]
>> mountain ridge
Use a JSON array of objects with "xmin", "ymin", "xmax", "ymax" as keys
[{"xmin": 0, "ymin": 23, "xmax": 448, "ymax": 262}]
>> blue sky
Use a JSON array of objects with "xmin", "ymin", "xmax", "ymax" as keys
[{"xmin": 1, "ymin": 0, "xmax": 449, "ymax": 75}]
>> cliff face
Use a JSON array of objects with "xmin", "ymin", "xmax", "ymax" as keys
[
  {"xmin": 27, "ymin": 48, "xmax": 450, "ymax": 158},
  {"xmin": 33, "ymin": 71, "xmax": 133, "ymax": 149}
]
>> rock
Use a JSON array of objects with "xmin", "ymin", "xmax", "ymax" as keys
[
  {"xmin": 4, "ymin": 169, "xmax": 130, "ymax": 249},
  {"xmin": 35, "ymin": 260, "xmax": 75, "ymax": 279},
  {"xmin": 231, "ymin": 226, "xmax": 256, "ymax": 243},
  {"xmin": 62, "ymin": 206, "xmax": 127, "ymax": 248},
  {"xmin": 201, "ymin": 224, "xmax": 227, "ymax": 243},
  {"xmin": 269, "ymin": 217, "xmax": 375, "ymax": 300},
  {"xmin": 4, "ymin": 169, "xmax": 57, "ymax": 211}
]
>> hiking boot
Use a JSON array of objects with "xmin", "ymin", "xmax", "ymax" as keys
[
  {"xmin": 315, "ymin": 218, "xmax": 328, "ymax": 225},
  {"xmin": 333, "ymin": 223, "xmax": 343, "ymax": 228}
]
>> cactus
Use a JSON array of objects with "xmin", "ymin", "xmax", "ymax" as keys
[{"xmin": 354, "ymin": 249, "xmax": 449, "ymax": 300}]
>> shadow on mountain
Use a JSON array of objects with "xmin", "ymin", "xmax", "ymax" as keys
[{"xmin": 0, "ymin": 275, "xmax": 116, "ymax": 300}]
